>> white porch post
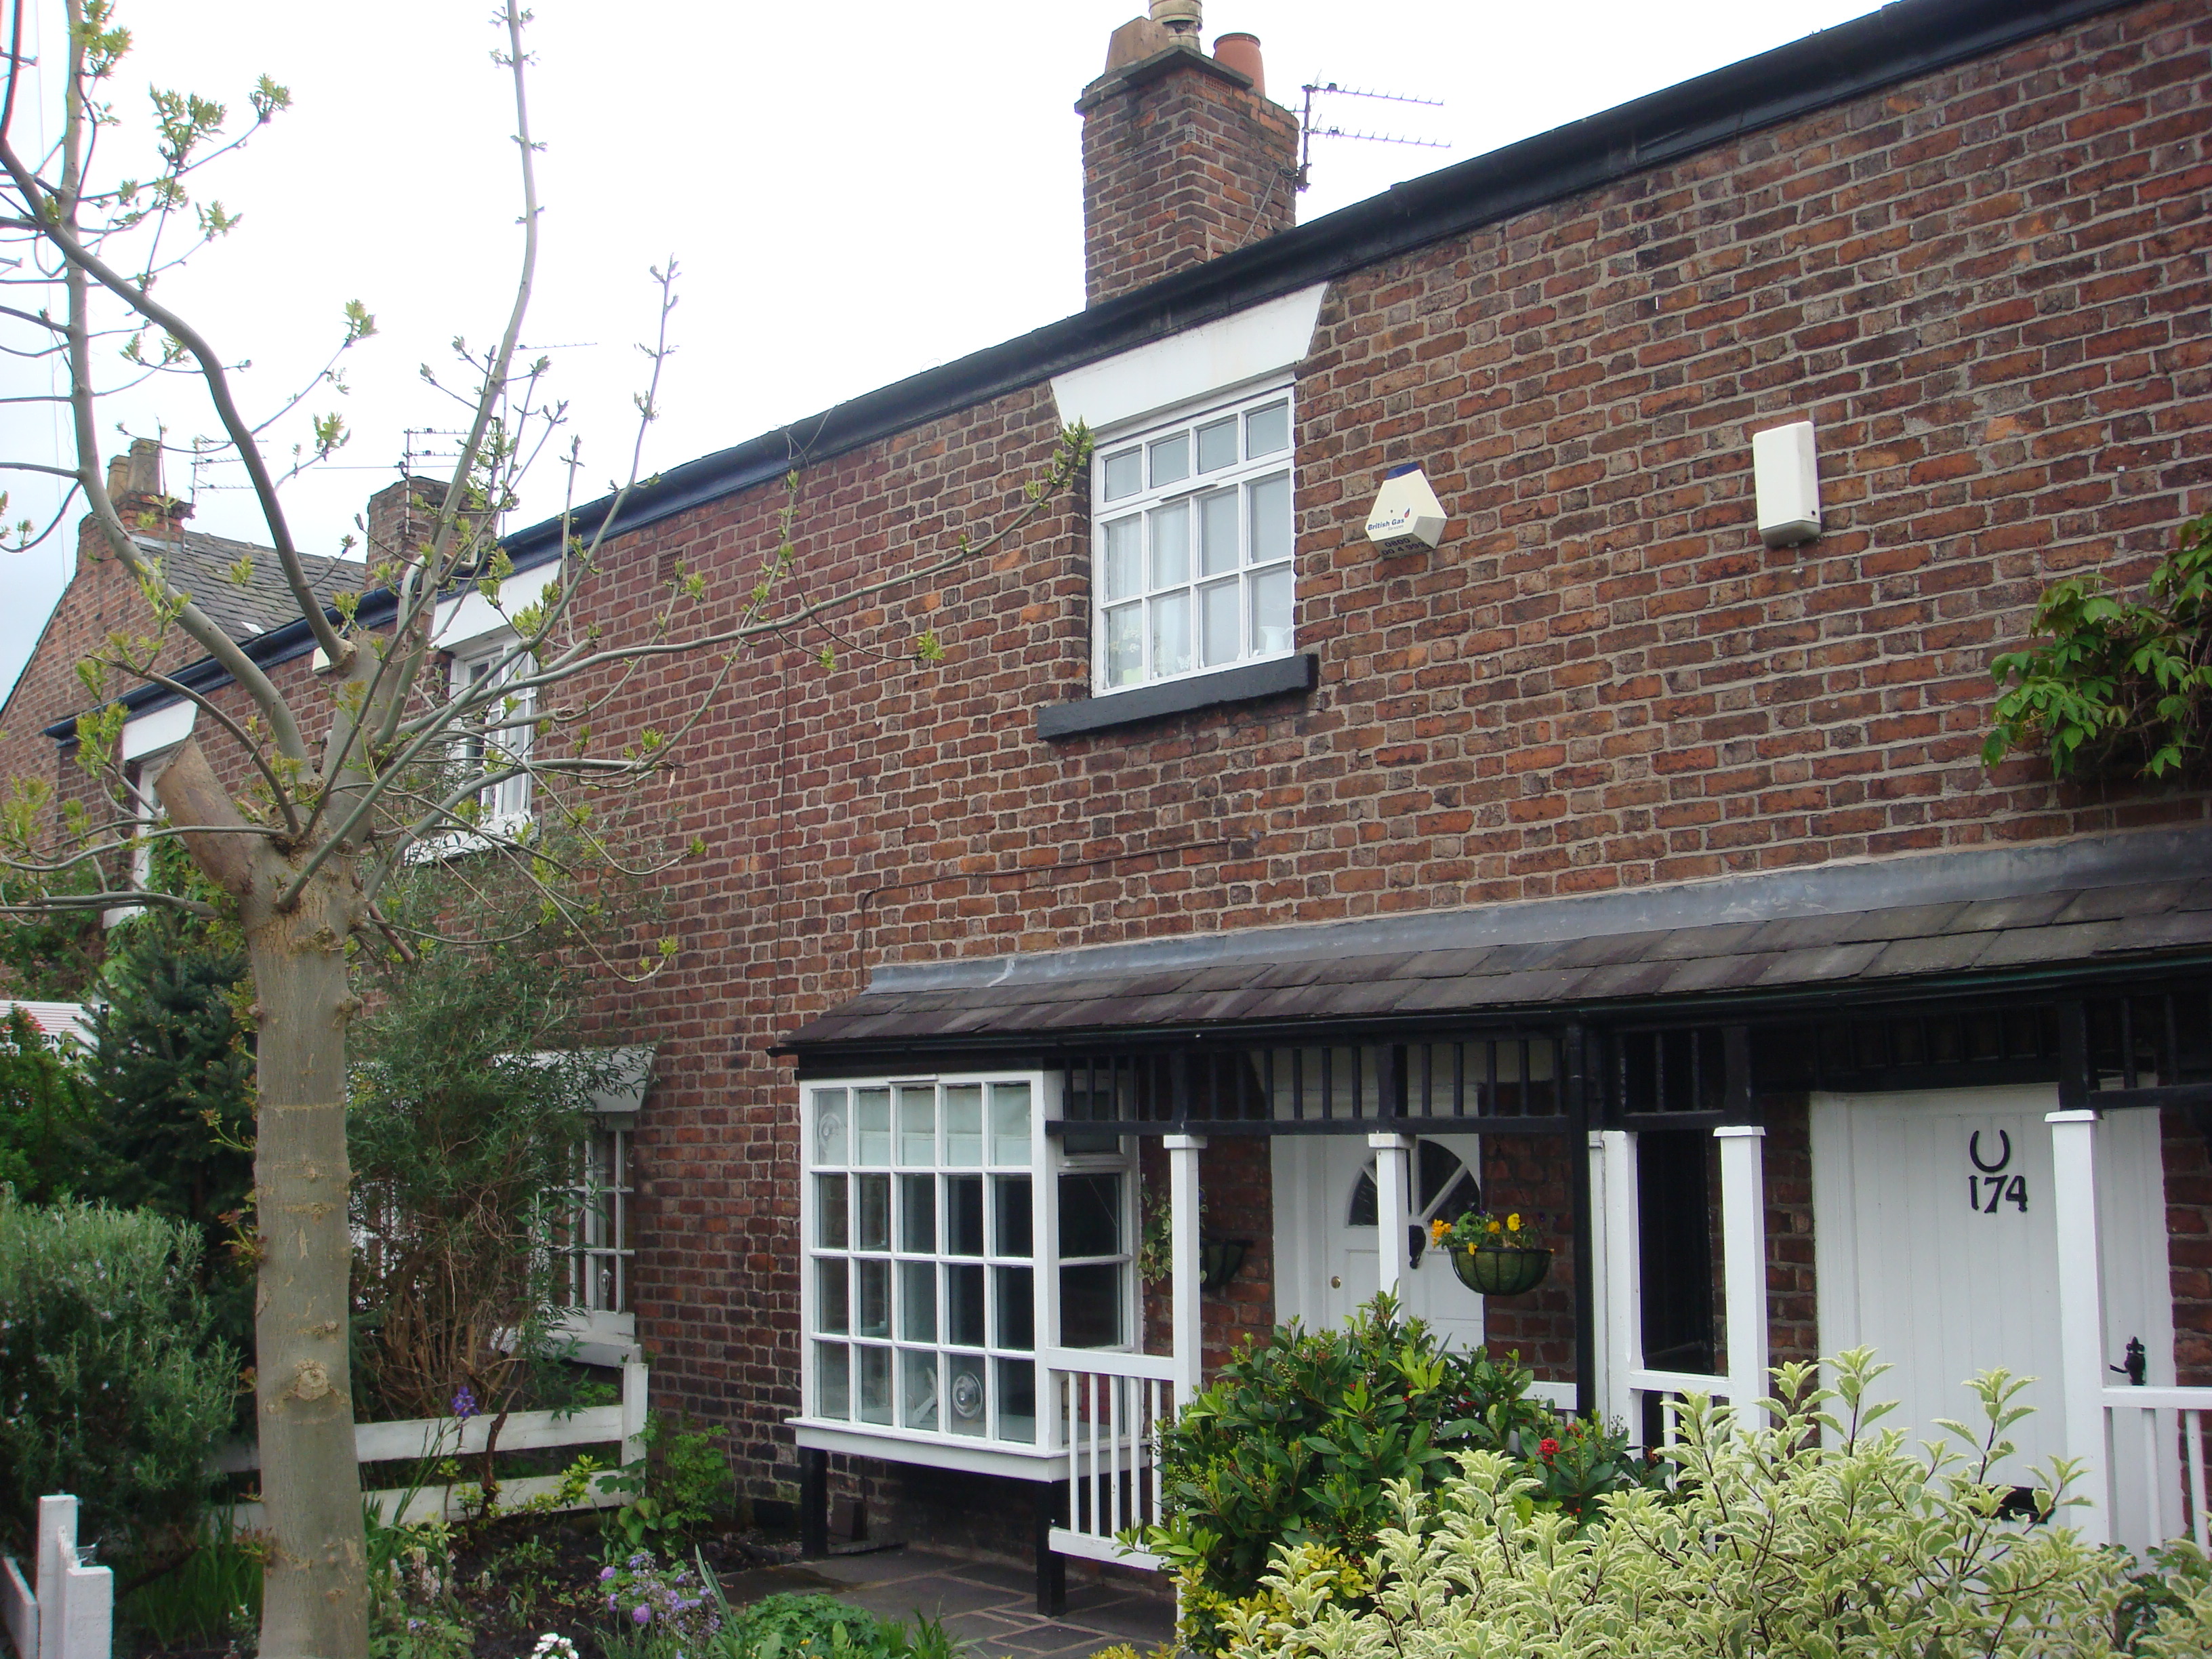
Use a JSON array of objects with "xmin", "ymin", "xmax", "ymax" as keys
[
  {"xmin": 1715, "ymin": 1124, "xmax": 1769, "ymax": 1429},
  {"xmin": 1164, "ymin": 1134, "xmax": 1207, "ymax": 1401},
  {"xmin": 1599, "ymin": 1130, "xmax": 1639, "ymax": 1431},
  {"xmin": 1370, "ymin": 1133, "xmax": 1414, "ymax": 1297},
  {"xmin": 2049, "ymin": 1107, "xmax": 2110, "ymax": 1547}
]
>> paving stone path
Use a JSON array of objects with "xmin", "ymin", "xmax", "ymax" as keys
[{"xmin": 718, "ymin": 1547, "xmax": 1176, "ymax": 1659}]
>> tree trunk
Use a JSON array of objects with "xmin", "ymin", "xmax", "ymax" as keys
[{"xmin": 245, "ymin": 876, "xmax": 368, "ymax": 1659}]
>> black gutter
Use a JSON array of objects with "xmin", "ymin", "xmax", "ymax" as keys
[{"xmin": 55, "ymin": 0, "xmax": 2139, "ymax": 739}]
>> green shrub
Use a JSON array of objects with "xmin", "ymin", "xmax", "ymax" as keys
[
  {"xmin": 713, "ymin": 1591, "xmax": 955, "ymax": 1659},
  {"xmin": 0, "ymin": 1192, "xmax": 236, "ymax": 1567},
  {"xmin": 1219, "ymin": 1350, "xmax": 2212, "ymax": 1659},
  {"xmin": 0, "ymin": 1005, "xmax": 102, "ymax": 1204},
  {"xmin": 1136, "ymin": 1294, "xmax": 1656, "ymax": 1652}
]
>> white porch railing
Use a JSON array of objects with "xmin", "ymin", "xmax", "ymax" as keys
[
  {"xmin": 2102, "ymin": 1387, "xmax": 2212, "ymax": 1553},
  {"xmin": 1041, "ymin": 1347, "xmax": 1183, "ymax": 1568},
  {"xmin": 210, "ymin": 1357, "xmax": 647, "ymax": 1527},
  {"xmin": 2, "ymin": 1495, "xmax": 111, "ymax": 1659}
]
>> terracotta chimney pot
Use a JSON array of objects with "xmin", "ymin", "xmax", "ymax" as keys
[{"xmin": 1212, "ymin": 32, "xmax": 1264, "ymax": 96}]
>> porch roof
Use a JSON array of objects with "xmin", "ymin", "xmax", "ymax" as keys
[{"xmin": 783, "ymin": 863, "xmax": 2212, "ymax": 1053}]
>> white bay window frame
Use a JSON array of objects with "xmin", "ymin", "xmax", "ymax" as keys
[
  {"xmin": 1092, "ymin": 382, "xmax": 1296, "ymax": 695},
  {"xmin": 792, "ymin": 1071, "xmax": 1138, "ymax": 1476}
]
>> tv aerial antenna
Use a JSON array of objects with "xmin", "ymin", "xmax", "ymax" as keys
[{"xmin": 1297, "ymin": 81, "xmax": 1448, "ymax": 191}]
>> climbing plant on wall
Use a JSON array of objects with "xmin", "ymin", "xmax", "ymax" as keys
[{"xmin": 1984, "ymin": 508, "xmax": 2212, "ymax": 781}]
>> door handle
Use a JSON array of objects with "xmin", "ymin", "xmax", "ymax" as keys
[{"xmin": 1330, "ymin": 1275, "xmax": 1342, "ymax": 1289}]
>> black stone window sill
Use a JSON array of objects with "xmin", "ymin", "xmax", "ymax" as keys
[{"xmin": 1037, "ymin": 653, "xmax": 1318, "ymax": 740}]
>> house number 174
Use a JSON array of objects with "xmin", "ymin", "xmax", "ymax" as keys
[{"xmin": 1968, "ymin": 1129, "xmax": 2028, "ymax": 1213}]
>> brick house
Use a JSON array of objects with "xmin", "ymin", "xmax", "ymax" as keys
[{"xmin": 6, "ymin": 0, "xmax": 2212, "ymax": 1593}]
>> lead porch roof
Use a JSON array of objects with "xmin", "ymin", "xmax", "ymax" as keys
[{"xmin": 781, "ymin": 827, "xmax": 2212, "ymax": 1052}]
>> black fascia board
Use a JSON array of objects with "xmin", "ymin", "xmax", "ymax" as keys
[
  {"xmin": 60, "ymin": 0, "xmax": 2134, "ymax": 739},
  {"xmin": 506, "ymin": 0, "xmax": 2131, "ymax": 565}
]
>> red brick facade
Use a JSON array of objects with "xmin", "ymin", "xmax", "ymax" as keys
[{"xmin": 3, "ymin": 0, "xmax": 2209, "ymax": 1544}]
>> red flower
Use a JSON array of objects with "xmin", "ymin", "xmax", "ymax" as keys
[{"xmin": 1538, "ymin": 1437, "xmax": 1560, "ymax": 1457}]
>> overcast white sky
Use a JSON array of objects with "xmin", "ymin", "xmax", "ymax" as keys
[{"xmin": 0, "ymin": 0, "xmax": 1890, "ymax": 699}]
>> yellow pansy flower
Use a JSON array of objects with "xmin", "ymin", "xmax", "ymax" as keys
[
  {"xmin": 1429, "ymin": 1217, "xmax": 1449, "ymax": 1242},
  {"xmin": 1507, "ymin": 1212, "xmax": 1521, "ymax": 1231}
]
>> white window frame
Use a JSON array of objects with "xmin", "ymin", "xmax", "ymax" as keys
[
  {"xmin": 793, "ymin": 1071, "xmax": 1137, "ymax": 1473},
  {"xmin": 559, "ymin": 1119, "xmax": 634, "ymax": 1334},
  {"xmin": 448, "ymin": 639, "xmax": 534, "ymax": 838},
  {"xmin": 1090, "ymin": 380, "xmax": 1296, "ymax": 695}
]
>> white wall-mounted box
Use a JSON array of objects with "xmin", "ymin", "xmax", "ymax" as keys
[
  {"xmin": 1752, "ymin": 420, "xmax": 1821, "ymax": 547},
  {"xmin": 1364, "ymin": 464, "xmax": 1448, "ymax": 555}
]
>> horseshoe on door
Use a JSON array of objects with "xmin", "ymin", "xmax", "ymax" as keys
[{"xmin": 1969, "ymin": 1129, "xmax": 2011, "ymax": 1174}]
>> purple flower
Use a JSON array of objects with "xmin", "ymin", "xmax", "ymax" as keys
[
  {"xmin": 608, "ymin": 1596, "xmax": 619, "ymax": 1613},
  {"xmin": 599, "ymin": 1566, "xmax": 616, "ymax": 1582},
  {"xmin": 634, "ymin": 1605, "xmax": 653, "ymax": 1627},
  {"xmin": 451, "ymin": 1386, "xmax": 478, "ymax": 1420}
]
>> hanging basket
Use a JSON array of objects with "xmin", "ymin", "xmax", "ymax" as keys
[{"xmin": 1448, "ymin": 1245, "xmax": 1553, "ymax": 1297}]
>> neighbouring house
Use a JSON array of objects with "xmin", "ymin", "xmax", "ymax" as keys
[{"xmin": 3, "ymin": 0, "xmax": 2209, "ymax": 1603}]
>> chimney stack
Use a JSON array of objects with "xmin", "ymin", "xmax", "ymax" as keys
[{"xmin": 1077, "ymin": 7, "xmax": 1298, "ymax": 307}]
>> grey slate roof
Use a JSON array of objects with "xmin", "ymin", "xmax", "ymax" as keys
[
  {"xmin": 783, "ymin": 875, "xmax": 2212, "ymax": 1051},
  {"xmin": 129, "ymin": 528, "xmax": 360, "ymax": 644}
]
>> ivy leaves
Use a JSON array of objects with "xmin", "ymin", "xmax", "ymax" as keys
[{"xmin": 1984, "ymin": 510, "xmax": 2212, "ymax": 781}]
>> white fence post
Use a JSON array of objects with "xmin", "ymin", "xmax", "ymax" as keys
[
  {"xmin": 1715, "ymin": 1125, "xmax": 1769, "ymax": 1431},
  {"xmin": 621, "ymin": 1355, "xmax": 649, "ymax": 1467},
  {"xmin": 1599, "ymin": 1130, "xmax": 1639, "ymax": 1431},
  {"xmin": 1369, "ymin": 1133, "xmax": 1414, "ymax": 1296},
  {"xmin": 22, "ymin": 1496, "xmax": 108, "ymax": 1659},
  {"xmin": 1164, "ymin": 1134, "xmax": 1207, "ymax": 1404},
  {"xmin": 2049, "ymin": 1107, "xmax": 2110, "ymax": 1547}
]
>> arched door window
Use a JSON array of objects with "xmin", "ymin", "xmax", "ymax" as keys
[{"xmin": 1348, "ymin": 1139, "xmax": 1481, "ymax": 1266}]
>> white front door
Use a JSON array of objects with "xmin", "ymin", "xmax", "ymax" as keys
[
  {"xmin": 1811, "ymin": 1086, "xmax": 2173, "ymax": 1488},
  {"xmin": 1271, "ymin": 1134, "xmax": 1487, "ymax": 1349}
]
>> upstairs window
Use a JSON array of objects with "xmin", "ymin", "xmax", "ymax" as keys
[
  {"xmin": 1093, "ymin": 386, "xmax": 1294, "ymax": 694},
  {"xmin": 451, "ymin": 644, "xmax": 533, "ymax": 832}
]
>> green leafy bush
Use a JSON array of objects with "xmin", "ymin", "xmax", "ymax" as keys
[
  {"xmin": 713, "ymin": 1591, "xmax": 956, "ymax": 1659},
  {"xmin": 1136, "ymin": 1295, "xmax": 1655, "ymax": 1652},
  {"xmin": 0, "ymin": 1005, "xmax": 100, "ymax": 1204},
  {"xmin": 1984, "ymin": 508, "xmax": 2212, "ymax": 780},
  {"xmin": 0, "ymin": 1193, "xmax": 235, "ymax": 1567},
  {"xmin": 1219, "ymin": 1350, "xmax": 2212, "ymax": 1659}
]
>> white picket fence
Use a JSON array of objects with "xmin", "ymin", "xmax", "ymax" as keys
[
  {"xmin": 1042, "ymin": 1347, "xmax": 1181, "ymax": 1569},
  {"xmin": 211, "ymin": 1357, "xmax": 647, "ymax": 1527},
  {"xmin": 2, "ymin": 1495, "xmax": 111, "ymax": 1659}
]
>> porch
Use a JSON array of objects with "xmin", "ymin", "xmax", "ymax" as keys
[{"xmin": 782, "ymin": 837, "xmax": 2212, "ymax": 1588}]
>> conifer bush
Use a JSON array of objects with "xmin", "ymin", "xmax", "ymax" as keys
[{"xmin": 0, "ymin": 1193, "xmax": 235, "ymax": 1565}]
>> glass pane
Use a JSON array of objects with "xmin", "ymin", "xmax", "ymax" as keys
[
  {"xmin": 1150, "ymin": 500, "xmax": 1189, "ymax": 589},
  {"xmin": 1060, "ymin": 1263, "xmax": 1124, "ymax": 1348},
  {"xmin": 858, "ymin": 1345, "xmax": 892, "ymax": 1424},
  {"xmin": 898, "ymin": 1086, "xmax": 935, "ymax": 1165},
  {"xmin": 1252, "ymin": 565, "xmax": 1293, "ymax": 657},
  {"xmin": 1105, "ymin": 603, "xmax": 1142, "ymax": 689},
  {"xmin": 1103, "ymin": 447, "xmax": 1142, "ymax": 501},
  {"xmin": 901, "ymin": 1349, "xmax": 939, "ymax": 1429},
  {"xmin": 855, "ymin": 1174, "xmax": 890, "ymax": 1251},
  {"xmin": 943, "ymin": 1085, "xmax": 983, "ymax": 1167},
  {"xmin": 1199, "ymin": 489, "xmax": 1239, "ymax": 577},
  {"xmin": 1248, "ymin": 472, "xmax": 1291, "ymax": 565},
  {"xmin": 994, "ymin": 1176, "xmax": 1032, "ymax": 1257},
  {"xmin": 1247, "ymin": 400, "xmax": 1289, "ymax": 457},
  {"xmin": 857, "ymin": 1259, "xmax": 890, "ymax": 1337},
  {"xmin": 812, "ymin": 1088, "xmax": 848, "ymax": 1165},
  {"xmin": 1418, "ymin": 1141, "xmax": 1463, "ymax": 1214},
  {"xmin": 947, "ymin": 1353, "xmax": 988, "ymax": 1436},
  {"xmin": 948, "ymin": 1263, "xmax": 985, "ymax": 1346},
  {"xmin": 1149, "ymin": 432, "xmax": 1190, "ymax": 488},
  {"xmin": 1151, "ymin": 593, "xmax": 1191, "ymax": 679},
  {"xmin": 995, "ymin": 1265, "xmax": 1035, "ymax": 1349},
  {"xmin": 996, "ymin": 1358, "xmax": 1036, "ymax": 1443},
  {"xmin": 854, "ymin": 1089, "xmax": 891, "ymax": 1166},
  {"xmin": 991, "ymin": 1083, "xmax": 1031, "ymax": 1164},
  {"xmin": 817, "ymin": 1342, "xmax": 850, "ymax": 1419},
  {"xmin": 815, "ymin": 1174, "xmax": 848, "ymax": 1250},
  {"xmin": 1103, "ymin": 516, "xmax": 1141, "ymax": 601},
  {"xmin": 1197, "ymin": 417, "xmax": 1237, "ymax": 472},
  {"xmin": 900, "ymin": 1173, "xmax": 936, "ymax": 1253},
  {"xmin": 1202, "ymin": 578, "xmax": 1241, "ymax": 667},
  {"xmin": 947, "ymin": 1175, "xmax": 985, "ymax": 1256},
  {"xmin": 1059, "ymin": 1172, "xmax": 1122, "ymax": 1258},
  {"xmin": 816, "ymin": 1259, "xmax": 849, "ymax": 1334},
  {"xmin": 901, "ymin": 1260, "xmax": 937, "ymax": 1342},
  {"xmin": 1347, "ymin": 1170, "xmax": 1378, "ymax": 1227}
]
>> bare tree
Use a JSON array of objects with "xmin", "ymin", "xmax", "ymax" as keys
[{"xmin": 0, "ymin": 4, "xmax": 1086, "ymax": 1654}]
